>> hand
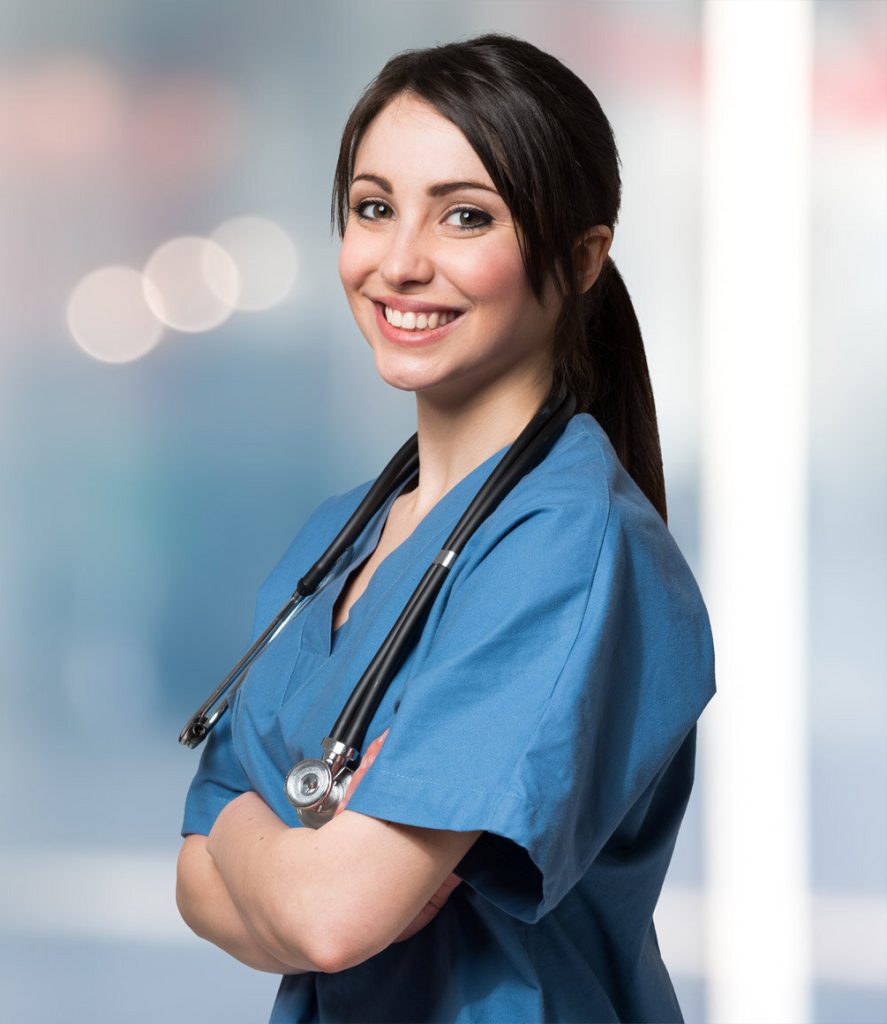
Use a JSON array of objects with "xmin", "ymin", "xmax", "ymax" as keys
[
  {"xmin": 334, "ymin": 728, "xmax": 463, "ymax": 942},
  {"xmin": 391, "ymin": 871, "xmax": 463, "ymax": 942}
]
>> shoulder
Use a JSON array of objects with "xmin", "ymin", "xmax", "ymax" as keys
[
  {"xmin": 541, "ymin": 413, "xmax": 694, "ymax": 565},
  {"xmin": 450, "ymin": 412, "xmax": 665, "ymax": 579},
  {"xmin": 450, "ymin": 413, "xmax": 709, "ymax": 633}
]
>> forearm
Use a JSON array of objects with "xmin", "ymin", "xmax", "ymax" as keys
[
  {"xmin": 206, "ymin": 782, "xmax": 466, "ymax": 974},
  {"xmin": 176, "ymin": 834, "xmax": 310, "ymax": 975},
  {"xmin": 206, "ymin": 794, "xmax": 327, "ymax": 971}
]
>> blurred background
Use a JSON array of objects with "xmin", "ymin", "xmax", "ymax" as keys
[{"xmin": 0, "ymin": 1, "xmax": 883, "ymax": 1022}]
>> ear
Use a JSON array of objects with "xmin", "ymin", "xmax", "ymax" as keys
[{"xmin": 574, "ymin": 226, "xmax": 613, "ymax": 293}]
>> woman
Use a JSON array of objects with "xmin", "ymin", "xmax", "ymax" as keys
[{"xmin": 176, "ymin": 34, "xmax": 716, "ymax": 1024}]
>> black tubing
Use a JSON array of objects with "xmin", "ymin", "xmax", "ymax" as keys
[
  {"xmin": 332, "ymin": 384, "xmax": 576, "ymax": 753},
  {"xmin": 296, "ymin": 433, "xmax": 419, "ymax": 596},
  {"xmin": 178, "ymin": 435, "xmax": 420, "ymax": 749}
]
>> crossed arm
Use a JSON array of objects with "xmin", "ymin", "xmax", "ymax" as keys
[{"xmin": 176, "ymin": 762, "xmax": 481, "ymax": 974}]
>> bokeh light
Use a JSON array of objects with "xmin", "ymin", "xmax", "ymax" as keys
[
  {"xmin": 142, "ymin": 235, "xmax": 239, "ymax": 333},
  {"xmin": 210, "ymin": 215, "xmax": 299, "ymax": 311},
  {"xmin": 66, "ymin": 265, "xmax": 164, "ymax": 364}
]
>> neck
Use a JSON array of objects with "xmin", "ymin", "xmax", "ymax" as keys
[{"xmin": 402, "ymin": 365, "xmax": 554, "ymax": 519}]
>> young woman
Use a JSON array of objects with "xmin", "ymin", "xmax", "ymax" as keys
[{"xmin": 176, "ymin": 34, "xmax": 716, "ymax": 1023}]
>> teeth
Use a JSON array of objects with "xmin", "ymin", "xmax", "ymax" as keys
[{"xmin": 384, "ymin": 305, "xmax": 458, "ymax": 331}]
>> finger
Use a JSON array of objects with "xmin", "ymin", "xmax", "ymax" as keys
[
  {"xmin": 393, "ymin": 874, "xmax": 464, "ymax": 942},
  {"xmin": 427, "ymin": 874, "xmax": 462, "ymax": 911},
  {"xmin": 334, "ymin": 727, "xmax": 390, "ymax": 816}
]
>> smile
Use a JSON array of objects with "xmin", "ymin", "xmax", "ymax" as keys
[
  {"xmin": 371, "ymin": 300, "xmax": 464, "ymax": 346},
  {"xmin": 383, "ymin": 305, "xmax": 460, "ymax": 331}
]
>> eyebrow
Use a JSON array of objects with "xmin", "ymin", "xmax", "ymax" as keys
[{"xmin": 351, "ymin": 173, "xmax": 499, "ymax": 198}]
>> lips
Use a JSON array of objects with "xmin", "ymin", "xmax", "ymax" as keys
[{"xmin": 371, "ymin": 300, "xmax": 463, "ymax": 345}]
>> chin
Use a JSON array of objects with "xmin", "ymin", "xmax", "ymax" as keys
[{"xmin": 372, "ymin": 353, "xmax": 442, "ymax": 395}]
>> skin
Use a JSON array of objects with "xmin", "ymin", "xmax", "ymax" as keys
[
  {"xmin": 176, "ymin": 90, "xmax": 613, "ymax": 976},
  {"xmin": 338, "ymin": 91, "xmax": 612, "ymax": 519}
]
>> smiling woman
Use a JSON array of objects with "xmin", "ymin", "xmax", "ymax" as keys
[
  {"xmin": 337, "ymin": 93, "xmax": 567, "ymax": 409},
  {"xmin": 176, "ymin": 33, "xmax": 716, "ymax": 1024}
]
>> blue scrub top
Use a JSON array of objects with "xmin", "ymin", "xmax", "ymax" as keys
[{"xmin": 182, "ymin": 412, "xmax": 717, "ymax": 1024}]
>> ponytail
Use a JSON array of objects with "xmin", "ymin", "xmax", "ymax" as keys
[{"xmin": 556, "ymin": 258, "xmax": 668, "ymax": 524}]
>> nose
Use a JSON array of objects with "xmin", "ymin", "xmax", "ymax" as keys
[{"xmin": 378, "ymin": 222, "xmax": 434, "ymax": 289}]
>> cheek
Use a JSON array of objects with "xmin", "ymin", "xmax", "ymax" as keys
[
  {"xmin": 443, "ymin": 241, "xmax": 532, "ymax": 307},
  {"xmin": 337, "ymin": 227, "xmax": 373, "ymax": 293}
]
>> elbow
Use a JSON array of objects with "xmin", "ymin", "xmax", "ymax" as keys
[
  {"xmin": 218, "ymin": 824, "xmax": 394, "ymax": 974},
  {"xmin": 246, "ymin": 832, "xmax": 345, "ymax": 972},
  {"xmin": 260, "ymin": 888, "xmax": 381, "ymax": 975},
  {"xmin": 300, "ymin": 939, "xmax": 349, "ymax": 976},
  {"xmin": 258, "ymin": 836, "xmax": 405, "ymax": 973},
  {"xmin": 258, "ymin": 904, "xmax": 346, "ymax": 974},
  {"xmin": 279, "ymin": 933, "xmax": 370, "ymax": 976},
  {"xmin": 307, "ymin": 924, "xmax": 387, "ymax": 974}
]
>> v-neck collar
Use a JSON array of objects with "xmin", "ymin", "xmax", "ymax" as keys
[
  {"xmin": 302, "ymin": 438, "xmax": 514, "ymax": 659},
  {"xmin": 326, "ymin": 471, "xmax": 415, "ymax": 655}
]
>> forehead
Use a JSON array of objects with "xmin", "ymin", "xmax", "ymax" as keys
[{"xmin": 352, "ymin": 93, "xmax": 494, "ymax": 189}]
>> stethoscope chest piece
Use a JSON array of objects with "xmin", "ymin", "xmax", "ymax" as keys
[{"xmin": 285, "ymin": 736, "xmax": 357, "ymax": 829}]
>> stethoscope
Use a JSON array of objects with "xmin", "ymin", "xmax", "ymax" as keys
[{"xmin": 179, "ymin": 383, "xmax": 577, "ymax": 828}]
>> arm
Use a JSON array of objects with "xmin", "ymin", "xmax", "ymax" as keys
[
  {"xmin": 176, "ymin": 834, "xmax": 311, "ymax": 974},
  {"xmin": 333, "ymin": 727, "xmax": 463, "ymax": 944},
  {"xmin": 206, "ymin": 791, "xmax": 481, "ymax": 974}
]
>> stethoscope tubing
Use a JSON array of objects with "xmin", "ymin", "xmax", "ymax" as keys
[
  {"xmin": 296, "ymin": 433, "xmax": 421, "ymax": 597},
  {"xmin": 178, "ymin": 433, "xmax": 420, "ymax": 748},
  {"xmin": 179, "ymin": 381, "xmax": 577, "ymax": 819},
  {"xmin": 330, "ymin": 384, "xmax": 577, "ymax": 753}
]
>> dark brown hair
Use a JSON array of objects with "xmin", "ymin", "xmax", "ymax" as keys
[{"xmin": 332, "ymin": 34, "xmax": 667, "ymax": 522}]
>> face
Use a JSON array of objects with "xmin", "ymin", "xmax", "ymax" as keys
[{"xmin": 338, "ymin": 92, "xmax": 562, "ymax": 403}]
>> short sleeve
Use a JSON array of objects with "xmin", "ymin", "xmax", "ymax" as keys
[
  {"xmin": 181, "ymin": 700, "xmax": 252, "ymax": 837},
  {"xmin": 342, "ymin": 490, "xmax": 717, "ymax": 922},
  {"xmin": 180, "ymin": 491, "xmax": 355, "ymax": 837}
]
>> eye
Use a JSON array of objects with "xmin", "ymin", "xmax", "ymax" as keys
[
  {"xmin": 444, "ymin": 206, "xmax": 493, "ymax": 231},
  {"xmin": 351, "ymin": 199, "xmax": 393, "ymax": 221}
]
